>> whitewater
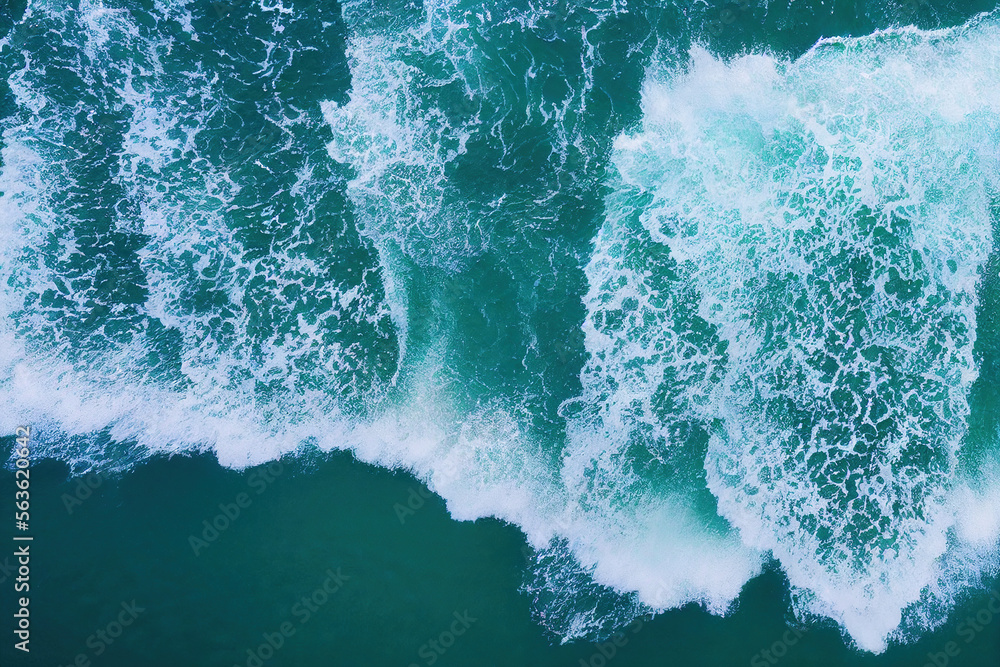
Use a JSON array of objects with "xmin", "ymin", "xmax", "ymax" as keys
[{"xmin": 1, "ymin": 0, "xmax": 999, "ymax": 654}]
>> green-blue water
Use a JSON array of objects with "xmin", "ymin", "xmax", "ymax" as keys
[{"xmin": 1, "ymin": 0, "xmax": 999, "ymax": 664}]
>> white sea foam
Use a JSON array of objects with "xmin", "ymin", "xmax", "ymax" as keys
[
  {"xmin": 2, "ymin": 0, "xmax": 1000, "ymax": 655},
  {"xmin": 606, "ymin": 15, "xmax": 1000, "ymax": 652}
]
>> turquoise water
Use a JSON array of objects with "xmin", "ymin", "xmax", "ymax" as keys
[
  {"xmin": 1, "ymin": 0, "xmax": 1000, "ymax": 664},
  {"xmin": 1, "ymin": 453, "xmax": 999, "ymax": 666}
]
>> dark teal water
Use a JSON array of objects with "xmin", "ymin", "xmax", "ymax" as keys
[
  {"xmin": 1, "ymin": 0, "xmax": 1000, "ymax": 664},
  {"xmin": 1, "ymin": 454, "xmax": 999, "ymax": 666}
]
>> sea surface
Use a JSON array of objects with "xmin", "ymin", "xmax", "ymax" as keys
[{"xmin": 1, "ymin": 0, "xmax": 1000, "ymax": 665}]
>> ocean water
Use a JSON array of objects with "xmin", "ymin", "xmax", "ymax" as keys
[{"xmin": 1, "ymin": 0, "xmax": 999, "ymax": 665}]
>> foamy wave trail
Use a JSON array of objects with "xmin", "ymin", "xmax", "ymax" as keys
[
  {"xmin": 555, "ymin": 175, "xmax": 764, "ymax": 627},
  {"xmin": 319, "ymin": 0, "xmax": 731, "ymax": 639},
  {"xmin": 0, "ymin": 0, "xmax": 399, "ymax": 468},
  {"xmin": 607, "ymin": 15, "xmax": 1000, "ymax": 651},
  {"xmin": 318, "ymin": 0, "xmax": 644, "ymax": 589}
]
